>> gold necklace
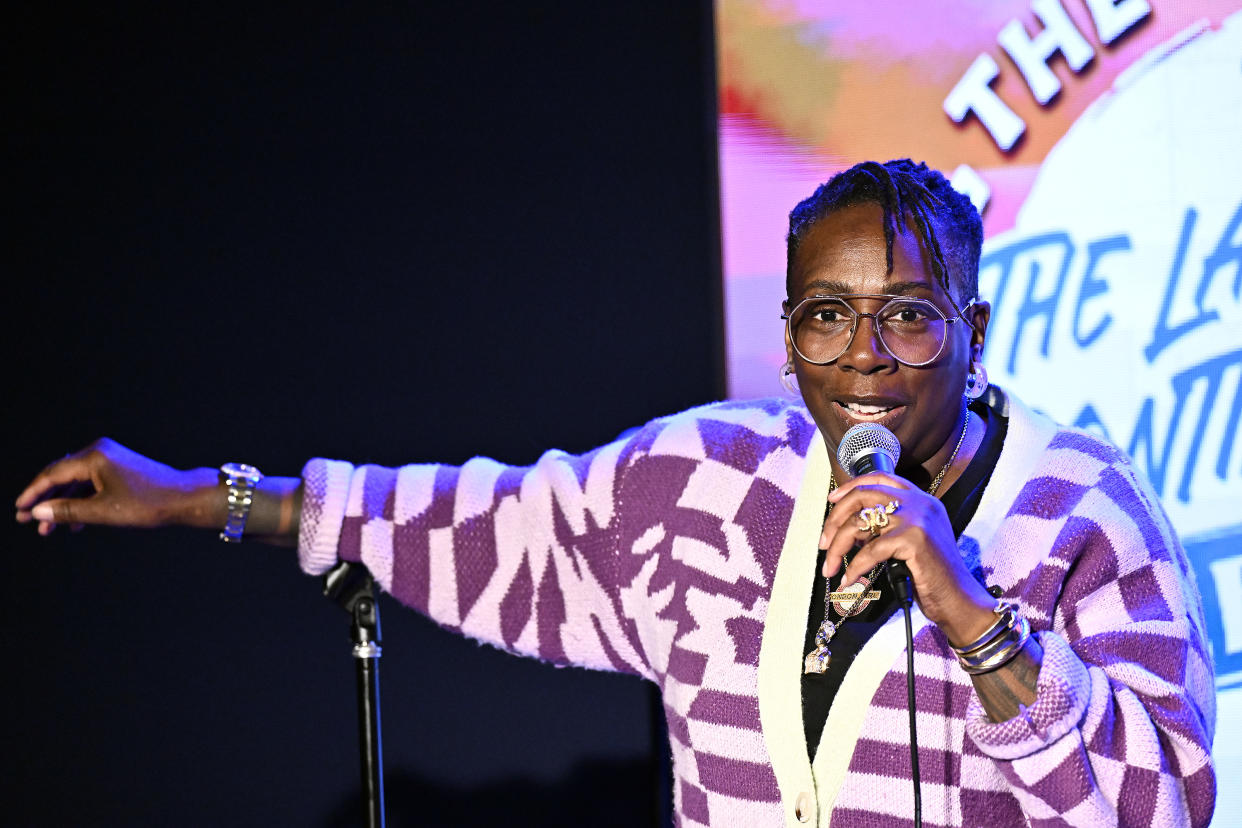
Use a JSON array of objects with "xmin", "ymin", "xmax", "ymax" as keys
[{"xmin": 803, "ymin": 406, "xmax": 972, "ymax": 675}]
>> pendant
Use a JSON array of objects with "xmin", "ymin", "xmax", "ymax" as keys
[
  {"xmin": 829, "ymin": 574, "xmax": 880, "ymax": 617},
  {"xmin": 804, "ymin": 649, "xmax": 829, "ymax": 674},
  {"xmin": 803, "ymin": 619, "xmax": 837, "ymax": 675}
]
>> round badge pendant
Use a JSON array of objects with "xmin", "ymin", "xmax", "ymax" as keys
[{"xmin": 831, "ymin": 575, "xmax": 880, "ymax": 617}]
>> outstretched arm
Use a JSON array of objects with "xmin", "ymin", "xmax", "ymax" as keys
[{"xmin": 15, "ymin": 438, "xmax": 303, "ymax": 546}]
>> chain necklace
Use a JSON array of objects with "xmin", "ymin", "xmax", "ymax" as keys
[{"xmin": 803, "ymin": 406, "xmax": 972, "ymax": 675}]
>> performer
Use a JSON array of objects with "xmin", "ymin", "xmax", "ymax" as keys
[{"xmin": 17, "ymin": 160, "xmax": 1216, "ymax": 826}]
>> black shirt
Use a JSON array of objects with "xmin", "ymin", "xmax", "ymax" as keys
[{"xmin": 801, "ymin": 399, "xmax": 1008, "ymax": 760}]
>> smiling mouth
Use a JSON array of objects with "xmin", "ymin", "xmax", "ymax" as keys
[{"xmin": 836, "ymin": 400, "xmax": 904, "ymax": 422}]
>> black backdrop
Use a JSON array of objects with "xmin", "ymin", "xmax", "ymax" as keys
[{"xmin": 7, "ymin": 3, "xmax": 724, "ymax": 825}]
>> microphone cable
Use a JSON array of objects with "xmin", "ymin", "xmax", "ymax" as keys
[
  {"xmin": 887, "ymin": 560, "xmax": 922, "ymax": 828},
  {"xmin": 838, "ymin": 422, "xmax": 945, "ymax": 828}
]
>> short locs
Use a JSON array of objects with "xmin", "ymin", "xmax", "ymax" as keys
[{"xmin": 785, "ymin": 159, "xmax": 983, "ymax": 306}]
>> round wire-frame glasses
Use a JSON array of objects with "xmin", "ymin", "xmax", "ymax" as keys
[{"xmin": 782, "ymin": 293, "xmax": 975, "ymax": 367}]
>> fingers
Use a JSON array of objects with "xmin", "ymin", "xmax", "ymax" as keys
[
  {"xmin": 33, "ymin": 498, "xmax": 80, "ymax": 524},
  {"xmin": 836, "ymin": 534, "xmax": 901, "ymax": 587},
  {"xmin": 15, "ymin": 454, "xmax": 100, "ymax": 513},
  {"xmin": 820, "ymin": 479, "xmax": 911, "ymax": 581},
  {"xmin": 16, "ymin": 443, "xmax": 114, "ymax": 535},
  {"xmin": 25, "ymin": 495, "xmax": 99, "ymax": 536},
  {"xmin": 820, "ymin": 481, "xmax": 906, "ymax": 546},
  {"xmin": 827, "ymin": 471, "xmax": 910, "ymax": 507}
]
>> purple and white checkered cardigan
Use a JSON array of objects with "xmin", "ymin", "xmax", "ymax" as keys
[{"xmin": 298, "ymin": 390, "xmax": 1216, "ymax": 827}]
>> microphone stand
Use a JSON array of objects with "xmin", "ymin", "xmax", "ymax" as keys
[{"xmin": 324, "ymin": 562, "xmax": 386, "ymax": 828}]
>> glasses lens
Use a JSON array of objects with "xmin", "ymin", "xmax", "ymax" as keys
[
  {"xmin": 876, "ymin": 299, "xmax": 947, "ymax": 365},
  {"xmin": 791, "ymin": 298, "xmax": 855, "ymax": 363}
]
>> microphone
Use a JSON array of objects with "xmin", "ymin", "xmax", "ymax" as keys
[
  {"xmin": 837, "ymin": 423, "xmax": 912, "ymax": 604},
  {"xmin": 837, "ymin": 422, "xmax": 901, "ymax": 477}
]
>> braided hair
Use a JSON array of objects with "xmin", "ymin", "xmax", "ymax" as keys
[{"xmin": 786, "ymin": 159, "xmax": 983, "ymax": 306}]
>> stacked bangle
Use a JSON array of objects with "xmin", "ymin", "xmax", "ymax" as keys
[{"xmin": 952, "ymin": 601, "xmax": 1032, "ymax": 675}]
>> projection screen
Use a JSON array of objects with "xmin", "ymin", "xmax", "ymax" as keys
[{"xmin": 715, "ymin": 1, "xmax": 1240, "ymax": 818}]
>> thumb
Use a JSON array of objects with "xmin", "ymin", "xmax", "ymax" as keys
[{"xmin": 31, "ymin": 497, "xmax": 111, "ymax": 527}]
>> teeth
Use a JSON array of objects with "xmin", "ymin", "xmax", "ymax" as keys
[{"xmin": 846, "ymin": 402, "xmax": 892, "ymax": 415}]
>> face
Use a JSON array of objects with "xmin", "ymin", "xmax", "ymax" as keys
[{"xmin": 784, "ymin": 203, "xmax": 990, "ymax": 480}]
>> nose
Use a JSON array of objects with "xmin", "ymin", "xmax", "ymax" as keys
[{"xmin": 837, "ymin": 312, "xmax": 897, "ymax": 373}]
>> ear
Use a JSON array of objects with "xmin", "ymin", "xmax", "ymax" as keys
[
  {"xmin": 782, "ymin": 301, "xmax": 795, "ymax": 366},
  {"xmin": 967, "ymin": 300, "xmax": 990, "ymax": 361}
]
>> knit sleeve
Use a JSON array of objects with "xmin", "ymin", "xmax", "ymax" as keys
[
  {"xmin": 296, "ymin": 431, "xmax": 656, "ymax": 679},
  {"xmin": 966, "ymin": 434, "xmax": 1217, "ymax": 827}
]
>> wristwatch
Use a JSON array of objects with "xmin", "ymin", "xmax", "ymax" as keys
[{"xmin": 220, "ymin": 462, "xmax": 263, "ymax": 543}]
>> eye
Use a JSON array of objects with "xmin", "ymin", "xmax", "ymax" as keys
[
  {"xmin": 810, "ymin": 305, "xmax": 848, "ymax": 323},
  {"xmin": 882, "ymin": 300, "xmax": 934, "ymax": 325},
  {"xmin": 800, "ymin": 300, "xmax": 855, "ymax": 329}
]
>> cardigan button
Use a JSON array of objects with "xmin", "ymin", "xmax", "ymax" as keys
[{"xmin": 795, "ymin": 791, "xmax": 813, "ymax": 823}]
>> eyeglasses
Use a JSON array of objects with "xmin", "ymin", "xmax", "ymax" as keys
[{"xmin": 782, "ymin": 293, "xmax": 973, "ymax": 367}]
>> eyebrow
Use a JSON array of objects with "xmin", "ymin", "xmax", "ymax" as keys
[
  {"xmin": 882, "ymin": 280, "xmax": 936, "ymax": 296},
  {"xmin": 800, "ymin": 279, "xmax": 935, "ymax": 296}
]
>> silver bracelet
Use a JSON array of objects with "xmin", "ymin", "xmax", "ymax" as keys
[
  {"xmin": 953, "ymin": 601, "xmax": 1018, "ymax": 656},
  {"xmin": 219, "ymin": 462, "xmax": 263, "ymax": 543},
  {"xmin": 956, "ymin": 615, "xmax": 1031, "ymax": 675}
]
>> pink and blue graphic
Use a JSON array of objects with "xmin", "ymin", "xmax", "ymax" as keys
[{"xmin": 716, "ymin": 1, "xmax": 1242, "ymax": 819}]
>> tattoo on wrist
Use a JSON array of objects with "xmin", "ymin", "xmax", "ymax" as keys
[{"xmin": 973, "ymin": 637, "xmax": 1042, "ymax": 723}]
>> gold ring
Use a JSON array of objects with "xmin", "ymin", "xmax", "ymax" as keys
[
  {"xmin": 857, "ymin": 506, "xmax": 890, "ymax": 536},
  {"xmin": 884, "ymin": 499, "xmax": 901, "ymax": 515}
]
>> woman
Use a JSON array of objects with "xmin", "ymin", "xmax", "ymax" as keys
[{"xmin": 16, "ymin": 160, "xmax": 1216, "ymax": 826}]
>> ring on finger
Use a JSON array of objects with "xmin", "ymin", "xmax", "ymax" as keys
[{"xmin": 856, "ymin": 506, "xmax": 889, "ymax": 536}]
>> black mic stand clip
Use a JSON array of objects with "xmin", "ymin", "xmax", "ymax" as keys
[{"xmin": 323, "ymin": 562, "xmax": 387, "ymax": 828}]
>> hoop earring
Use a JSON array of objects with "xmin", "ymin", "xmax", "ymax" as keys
[
  {"xmin": 964, "ymin": 361, "xmax": 989, "ymax": 400},
  {"xmin": 780, "ymin": 361, "xmax": 801, "ymax": 396}
]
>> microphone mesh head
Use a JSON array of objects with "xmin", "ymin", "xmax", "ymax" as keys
[{"xmin": 837, "ymin": 423, "xmax": 902, "ymax": 477}]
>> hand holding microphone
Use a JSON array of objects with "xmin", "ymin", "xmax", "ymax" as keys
[
  {"xmin": 819, "ymin": 420, "xmax": 996, "ymax": 646},
  {"xmin": 834, "ymin": 423, "xmax": 914, "ymax": 604}
]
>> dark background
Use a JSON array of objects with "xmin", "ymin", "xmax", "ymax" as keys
[{"xmin": 6, "ymin": 2, "xmax": 724, "ymax": 825}]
